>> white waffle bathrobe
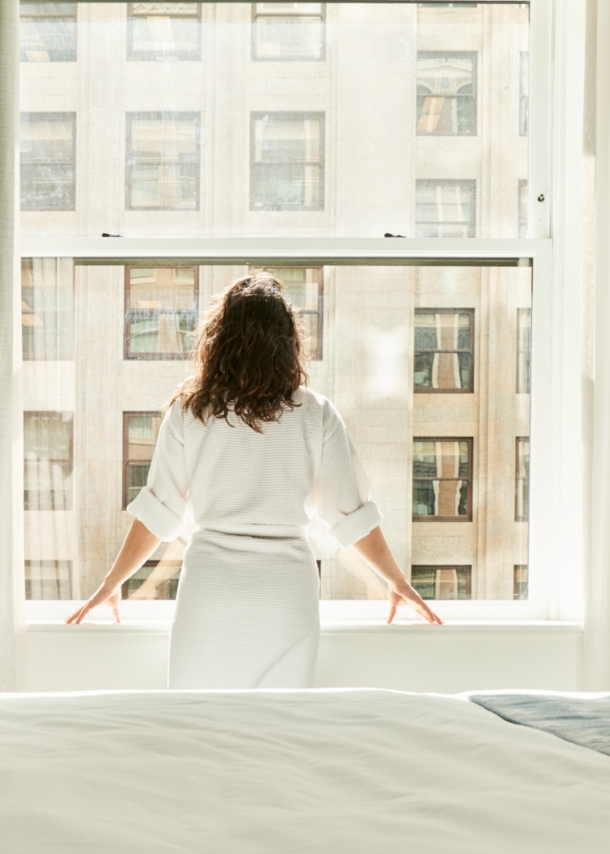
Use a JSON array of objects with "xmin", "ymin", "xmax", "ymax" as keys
[{"xmin": 127, "ymin": 387, "xmax": 382, "ymax": 689}]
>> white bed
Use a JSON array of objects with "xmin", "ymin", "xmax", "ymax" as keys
[{"xmin": 1, "ymin": 688, "xmax": 609, "ymax": 853}]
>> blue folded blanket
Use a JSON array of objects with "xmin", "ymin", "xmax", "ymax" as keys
[{"xmin": 459, "ymin": 691, "xmax": 610, "ymax": 757}]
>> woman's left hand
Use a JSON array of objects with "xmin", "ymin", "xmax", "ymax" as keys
[
  {"xmin": 65, "ymin": 584, "xmax": 121, "ymax": 625},
  {"xmin": 387, "ymin": 581, "xmax": 444, "ymax": 625}
]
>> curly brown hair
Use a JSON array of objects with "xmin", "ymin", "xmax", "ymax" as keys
[{"xmin": 168, "ymin": 273, "xmax": 309, "ymax": 432}]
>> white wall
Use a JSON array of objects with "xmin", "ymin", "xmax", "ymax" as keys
[{"xmin": 25, "ymin": 623, "xmax": 582, "ymax": 695}]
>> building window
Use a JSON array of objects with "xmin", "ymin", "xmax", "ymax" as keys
[
  {"xmin": 411, "ymin": 565, "xmax": 472, "ymax": 600},
  {"xmin": 517, "ymin": 307, "xmax": 531, "ymax": 393},
  {"xmin": 125, "ymin": 266, "xmax": 198, "ymax": 359},
  {"xmin": 25, "ymin": 560, "xmax": 73, "ymax": 599},
  {"xmin": 127, "ymin": 3, "xmax": 201, "ymax": 62},
  {"xmin": 252, "ymin": 3, "xmax": 325, "ymax": 61},
  {"xmin": 518, "ymin": 179, "xmax": 528, "ymax": 238},
  {"xmin": 24, "ymin": 411, "xmax": 73, "ymax": 511},
  {"xmin": 20, "ymin": 2, "xmax": 77, "ymax": 62},
  {"xmin": 413, "ymin": 438, "xmax": 472, "ymax": 521},
  {"xmin": 515, "ymin": 437, "xmax": 530, "ymax": 521},
  {"xmin": 417, "ymin": 52, "xmax": 477, "ymax": 136},
  {"xmin": 514, "ymin": 564, "xmax": 528, "ymax": 600},
  {"xmin": 123, "ymin": 412, "xmax": 162, "ymax": 509},
  {"xmin": 250, "ymin": 112, "xmax": 324, "ymax": 211},
  {"xmin": 21, "ymin": 259, "xmax": 74, "ymax": 361},
  {"xmin": 520, "ymin": 51, "xmax": 529, "ymax": 136},
  {"xmin": 122, "ymin": 559, "xmax": 182, "ymax": 600},
  {"xmin": 414, "ymin": 309, "xmax": 474, "ymax": 392},
  {"xmin": 125, "ymin": 112, "xmax": 200, "ymax": 211},
  {"xmin": 415, "ymin": 180, "xmax": 476, "ymax": 237},
  {"xmin": 255, "ymin": 266, "xmax": 323, "ymax": 359},
  {"xmin": 20, "ymin": 112, "xmax": 76, "ymax": 211}
]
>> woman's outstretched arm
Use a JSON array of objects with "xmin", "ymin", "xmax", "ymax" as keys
[
  {"xmin": 65, "ymin": 519, "xmax": 161, "ymax": 624},
  {"xmin": 352, "ymin": 526, "xmax": 443, "ymax": 625}
]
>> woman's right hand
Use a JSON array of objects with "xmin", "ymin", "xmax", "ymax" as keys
[
  {"xmin": 387, "ymin": 580, "xmax": 444, "ymax": 625},
  {"xmin": 65, "ymin": 583, "xmax": 122, "ymax": 625}
]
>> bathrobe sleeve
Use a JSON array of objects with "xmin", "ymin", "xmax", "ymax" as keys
[
  {"xmin": 311, "ymin": 399, "xmax": 382, "ymax": 557},
  {"xmin": 126, "ymin": 401, "xmax": 190, "ymax": 542}
]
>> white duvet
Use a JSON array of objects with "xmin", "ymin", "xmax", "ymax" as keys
[{"xmin": 1, "ymin": 689, "xmax": 609, "ymax": 853}]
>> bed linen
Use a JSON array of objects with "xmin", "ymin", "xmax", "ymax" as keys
[
  {"xmin": 461, "ymin": 689, "xmax": 610, "ymax": 756},
  {"xmin": 1, "ymin": 689, "xmax": 609, "ymax": 853}
]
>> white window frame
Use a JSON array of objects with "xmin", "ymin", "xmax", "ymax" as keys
[{"xmin": 20, "ymin": 0, "xmax": 586, "ymax": 625}]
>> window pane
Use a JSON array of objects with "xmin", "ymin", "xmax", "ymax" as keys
[
  {"xmin": 24, "ymin": 411, "xmax": 73, "ymax": 510},
  {"xmin": 21, "ymin": 258, "xmax": 74, "ymax": 360},
  {"xmin": 125, "ymin": 267, "xmax": 198, "ymax": 358},
  {"xmin": 124, "ymin": 412, "xmax": 162, "ymax": 507},
  {"xmin": 514, "ymin": 564, "xmax": 528, "ymax": 600},
  {"xmin": 20, "ymin": 2, "xmax": 528, "ymax": 237},
  {"xmin": 516, "ymin": 437, "xmax": 530, "ymax": 521},
  {"xmin": 25, "ymin": 560, "xmax": 73, "ymax": 599},
  {"xmin": 414, "ymin": 310, "xmax": 473, "ymax": 391},
  {"xmin": 411, "ymin": 565, "xmax": 471, "ymax": 600},
  {"xmin": 517, "ymin": 307, "xmax": 531, "ymax": 392},
  {"xmin": 20, "ymin": 2, "xmax": 77, "ymax": 62},
  {"xmin": 122, "ymin": 559, "xmax": 182, "ymax": 600}
]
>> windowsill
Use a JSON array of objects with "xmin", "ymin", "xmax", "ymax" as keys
[{"xmin": 25, "ymin": 619, "xmax": 584, "ymax": 634}]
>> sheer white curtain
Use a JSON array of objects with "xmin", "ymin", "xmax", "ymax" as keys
[
  {"xmin": 585, "ymin": 0, "xmax": 610, "ymax": 690},
  {"xmin": 0, "ymin": 0, "xmax": 24, "ymax": 692}
]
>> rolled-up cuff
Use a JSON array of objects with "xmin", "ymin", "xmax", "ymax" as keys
[
  {"xmin": 126, "ymin": 487, "xmax": 185, "ymax": 542},
  {"xmin": 331, "ymin": 500, "xmax": 383, "ymax": 548}
]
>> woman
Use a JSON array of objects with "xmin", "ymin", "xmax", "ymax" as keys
[{"xmin": 66, "ymin": 274, "xmax": 442, "ymax": 688}]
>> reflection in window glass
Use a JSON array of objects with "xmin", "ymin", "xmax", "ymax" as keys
[
  {"xmin": 415, "ymin": 180, "xmax": 476, "ymax": 237},
  {"xmin": 21, "ymin": 258, "xmax": 74, "ymax": 361},
  {"xmin": 258, "ymin": 266, "xmax": 323, "ymax": 359},
  {"xmin": 126, "ymin": 112, "xmax": 200, "ymax": 210},
  {"xmin": 24, "ymin": 411, "xmax": 73, "ymax": 510},
  {"xmin": 20, "ymin": 2, "xmax": 77, "ymax": 62},
  {"xmin": 417, "ymin": 52, "xmax": 477, "ymax": 135},
  {"xmin": 250, "ymin": 112, "xmax": 324, "ymax": 210},
  {"xmin": 516, "ymin": 437, "xmax": 530, "ymax": 521},
  {"xmin": 25, "ymin": 560, "xmax": 73, "ymax": 599},
  {"xmin": 20, "ymin": 113, "xmax": 76, "ymax": 211},
  {"xmin": 411, "ymin": 565, "xmax": 471, "ymax": 600},
  {"xmin": 252, "ymin": 2, "xmax": 324, "ymax": 61},
  {"xmin": 514, "ymin": 564, "xmax": 528, "ymax": 600},
  {"xmin": 414, "ymin": 309, "xmax": 473, "ymax": 392},
  {"xmin": 125, "ymin": 267, "xmax": 198, "ymax": 359},
  {"xmin": 122, "ymin": 559, "xmax": 182, "ymax": 600},
  {"xmin": 413, "ymin": 439, "xmax": 471, "ymax": 520},
  {"xmin": 127, "ymin": 3, "xmax": 201, "ymax": 61},
  {"xmin": 123, "ymin": 412, "xmax": 162, "ymax": 508},
  {"xmin": 517, "ymin": 307, "xmax": 531, "ymax": 392}
]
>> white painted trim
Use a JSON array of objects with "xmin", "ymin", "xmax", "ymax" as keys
[{"xmin": 529, "ymin": 0, "xmax": 553, "ymax": 238}]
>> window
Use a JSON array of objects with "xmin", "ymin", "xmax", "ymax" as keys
[
  {"xmin": 25, "ymin": 560, "xmax": 73, "ymax": 599},
  {"xmin": 250, "ymin": 112, "xmax": 324, "ymax": 210},
  {"xmin": 414, "ymin": 309, "xmax": 474, "ymax": 392},
  {"xmin": 20, "ymin": 113, "xmax": 76, "ymax": 211},
  {"xmin": 124, "ymin": 266, "xmax": 198, "ymax": 359},
  {"xmin": 517, "ymin": 307, "xmax": 531, "ymax": 393},
  {"xmin": 20, "ymin": 2, "xmax": 77, "ymax": 62},
  {"xmin": 415, "ymin": 180, "xmax": 476, "ymax": 237},
  {"xmin": 127, "ymin": 3, "xmax": 201, "ymax": 61},
  {"xmin": 122, "ymin": 559, "xmax": 182, "ymax": 600},
  {"xmin": 513, "ymin": 564, "xmax": 528, "ymax": 600},
  {"xmin": 21, "ymin": 258, "xmax": 73, "ymax": 361},
  {"xmin": 520, "ymin": 51, "xmax": 529, "ymax": 136},
  {"xmin": 417, "ymin": 52, "xmax": 477, "ymax": 136},
  {"xmin": 252, "ymin": 3, "xmax": 325, "ymax": 61},
  {"xmin": 24, "ymin": 411, "xmax": 73, "ymax": 511},
  {"xmin": 123, "ymin": 413, "xmax": 162, "ymax": 510},
  {"xmin": 518, "ymin": 179, "xmax": 528, "ymax": 238},
  {"xmin": 516, "ymin": 437, "xmax": 530, "ymax": 521},
  {"xmin": 413, "ymin": 438, "xmax": 472, "ymax": 521},
  {"xmin": 411, "ymin": 566, "xmax": 472, "ymax": 600},
  {"xmin": 125, "ymin": 112, "xmax": 200, "ymax": 210},
  {"xmin": 256, "ymin": 266, "xmax": 323, "ymax": 359}
]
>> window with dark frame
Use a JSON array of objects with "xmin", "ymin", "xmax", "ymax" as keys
[
  {"xmin": 417, "ymin": 51, "xmax": 477, "ymax": 136},
  {"xmin": 252, "ymin": 2, "xmax": 325, "ymax": 61},
  {"xmin": 20, "ymin": 2, "xmax": 77, "ymax": 63},
  {"xmin": 517, "ymin": 306, "xmax": 531, "ymax": 393},
  {"xmin": 520, "ymin": 51, "xmax": 529, "ymax": 136},
  {"xmin": 127, "ymin": 3, "xmax": 201, "ymax": 62},
  {"xmin": 24, "ymin": 411, "xmax": 73, "ymax": 511},
  {"xmin": 255, "ymin": 266, "xmax": 324, "ymax": 360},
  {"xmin": 414, "ymin": 308, "xmax": 474, "ymax": 392},
  {"xmin": 124, "ymin": 266, "xmax": 198, "ymax": 360},
  {"xmin": 121, "ymin": 559, "xmax": 182, "ymax": 600},
  {"xmin": 518, "ymin": 179, "xmax": 528, "ymax": 238},
  {"xmin": 412, "ymin": 438, "xmax": 473, "ymax": 521},
  {"xmin": 250, "ymin": 111, "xmax": 325, "ymax": 211},
  {"xmin": 21, "ymin": 259, "xmax": 74, "ymax": 361},
  {"xmin": 515, "ymin": 437, "xmax": 530, "ymax": 521},
  {"xmin": 125, "ymin": 111, "xmax": 200, "ymax": 211},
  {"xmin": 123, "ymin": 412, "xmax": 162, "ymax": 510},
  {"xmin": 25, "ymin": 560, "xmax": 73, "ymax": 600},
  {"xmin": 20, "ymin": 112, "xmax": 76, "ymax": 211},
  {"xmin": 513, "ymin": 564, "xmax": 528, "ymax": 600},
  {"xmin": 411, "ymin": 565, "xmax": 472, "ymax": 600},
  {"xmin": 415, "ymin": 179, "xmax": 476, "ymax": 237}
]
